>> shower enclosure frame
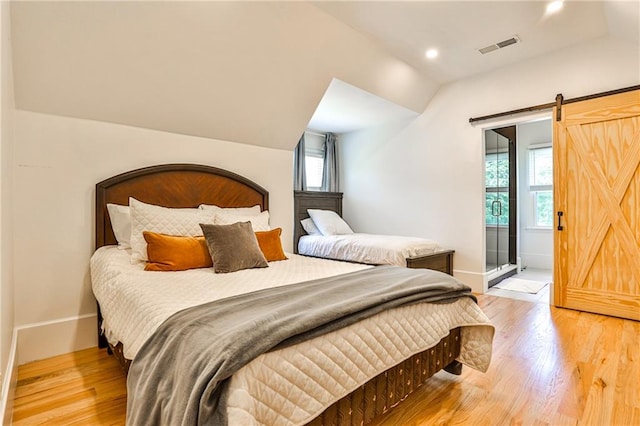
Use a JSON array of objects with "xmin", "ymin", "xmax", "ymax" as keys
[{"xmin": 484, "ymin": 125, "xmax": 518, "ymax": 287}]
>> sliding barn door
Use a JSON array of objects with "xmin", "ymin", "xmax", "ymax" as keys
[{"xmin": 554, "ymin": 89, "xmax": 640, "ymax": 321}]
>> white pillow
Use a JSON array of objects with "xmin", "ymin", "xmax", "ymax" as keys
[
  {"xmin": 215, "ymin": 210, "xmax": 271, "ymax": 232},
  {"xmin": 106, "ymin": 204, "xmax": 131, "ymax": 249},
  {"xmin": 129, "ymin": 197, "xmax": 215, "ymax": 263},
  {"xmin": 301, "ymin": 218, "xmax": 322, "ymax": 236},
  {"xmin": 199, "ymin": 204, "xmax": 261, "ymax": 216},
  {"xmin": 307, "ymin": 209, "xmax": 354, "ymax": 236}
]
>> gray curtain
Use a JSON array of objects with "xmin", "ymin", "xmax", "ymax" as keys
[
  {"xmin": 322, "ymin": 133, "xmax": 339, "ymax": 192},
  {"xmin": 293, "ymin": 134, "xmax": 307, "ymax": 191}
]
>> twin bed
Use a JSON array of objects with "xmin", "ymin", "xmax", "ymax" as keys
[
  {"xmin": 294, "ymin": 191, "xmax": 455, "ymax": 274},
  {"xmin": 91, "ymin": 164, "xmax": 494, "ymax": 425}
]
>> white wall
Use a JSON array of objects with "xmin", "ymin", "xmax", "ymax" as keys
[
  {"xmin": 12, "ymin": 111, "xmax": 294, "ymax": 364},
  {"xmin": 338, "ymin": 117, "xmax": 416, "ymax": 228},
  {"xmin": 0, "ymin": 0, "xmax": 16, "ymax": 421},
  {"xmin": 340, "ymin": 35, "xmax": 640, "ymax": 292},
  {"xmin": 517, "ymin": 119, "xmax": 553, "ymax": 270}
]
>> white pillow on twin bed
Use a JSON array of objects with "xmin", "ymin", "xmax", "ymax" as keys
[
  {"xmin": 106, "ymin": 204, "xmax": 131, "ymax": 249},
  {"xmin": 301, "ymin": 218, "xmax": 322, "ymax": 236},
  {"xmin": 215, "ymin": 210, "xmax": 271, "ymax": 232},
  {"xmin": 199, "ymin": 204, "xmax": 261, "ymax": 216},
  {"xmin": 129, "ymin": 197, "xmax": 215, "ymax": 263},
  {"xmin": 307, "ymin": 209, "xmax": 354, "ymax": 236}
]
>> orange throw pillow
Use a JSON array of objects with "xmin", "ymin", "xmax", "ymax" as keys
[
  {"xmin": 255, "ymin": 228, "xmax": 288, "ymax": 262},
  {"xmin": 143, "ymin": 231, "xmax": 213, "ymax": 271}
]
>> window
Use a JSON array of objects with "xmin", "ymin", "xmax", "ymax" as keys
[
  {"xmin": 528, "ymin": 146, "xmax": 553, "ymax": 228},
  {"xmin": 303, "ymin": 132, "xmax": 326, "ymax": 191},
  {"xmin": 305, "ymin": 147, "xmax": 324, "ymax": 190}
]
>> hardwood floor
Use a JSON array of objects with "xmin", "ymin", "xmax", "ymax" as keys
[
  {"xmin": 13, "ymin": 349, "xmax": 126, "ymax": 425},
  {"xmin": 12, "ymin": 294, "xmax": 640, "ymax": 425}
]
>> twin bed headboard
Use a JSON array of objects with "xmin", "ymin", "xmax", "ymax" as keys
[{"xmin": 293, "ymin": 191, "xmax": 343, "ymax": 253}]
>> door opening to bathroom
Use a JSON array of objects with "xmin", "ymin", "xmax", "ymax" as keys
[{"xmin": 485, "ymin": 126, "xmax": 517, "ymax": 287}]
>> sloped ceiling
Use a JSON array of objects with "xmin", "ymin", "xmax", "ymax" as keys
[
  {"xmin": 10, "ymin": 2, "xmax": 639, "ymax": 149},
  {"xmin": 10, "ymin": 2, "xmax": 437, "ymax": 150},
  {"xmin": 302, "ymin": 0, "xmax": 639, "ymax": 134},
  {"xmin": 307, "ymin": 78, "xmax": 419, "ymax": 133},
  {"xmin": 314, "ymin": 1, "xmax": 614, "ymax": 84}
]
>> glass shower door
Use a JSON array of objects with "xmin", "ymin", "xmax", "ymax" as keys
[{"xmin": 485, "ymin": 129, "xmax": 511, "ymax": 273}]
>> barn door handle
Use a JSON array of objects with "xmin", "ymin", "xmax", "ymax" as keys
[{"xmin": 557, "ymin": 211, "xmax": 564, "ymax": 231}]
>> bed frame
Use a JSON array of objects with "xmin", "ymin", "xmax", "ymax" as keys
[
  {"xmin": 94, "ymin": 164, "xmax": 463, "ymax": 425},
  {"xmin": 294, "ymin": 190, "xmax": 455, "ymax": 275}
]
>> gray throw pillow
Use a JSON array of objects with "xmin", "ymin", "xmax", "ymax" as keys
[{"xmin": 200, "ymin": 222, "xmax": 268, "ymax": 273}]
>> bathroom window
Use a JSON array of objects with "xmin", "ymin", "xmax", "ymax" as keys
[{"xmin": 528, "ymin": 145, "xmax": 553, "ymax": 228}]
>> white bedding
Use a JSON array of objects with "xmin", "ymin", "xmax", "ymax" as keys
[
  {"xmin": 298, "ymin": 233, "xmax": 440, "ymax": 266},
  {"xmin": 91, "ymin": 246, "xmax": 494, "ymax": 425}
]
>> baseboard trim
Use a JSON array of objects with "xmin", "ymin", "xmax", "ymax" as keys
[
  {"xmin": 452, "ymin": 269, "xmax": 485, "ymax": 293},
  {"xmin": 16, "ymin": 314, "xmax": 97, "ymax": 365},
  {"xmin": 520, "ymin": 252, "xmax": 553, "ymax": 270},
  {"xmin": 1, "ymin": 329, "xmax": 18, "ymax": 426},
  {"xmin": 16, "ymin": 313, "xmax": 97, "ymax": 332}
]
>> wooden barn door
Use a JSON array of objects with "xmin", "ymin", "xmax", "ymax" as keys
[{"xmin": 554, "ymin": 89, "xmax": 640, "ymax": 320}]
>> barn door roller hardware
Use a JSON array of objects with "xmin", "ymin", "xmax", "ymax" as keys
[
  {"xmin": 555, "ymin": 94, "xmax": 563, "ymax": 121},
  {"xmin": 469, "ymin": 85, "xmax": 640, "ymax": 124}
]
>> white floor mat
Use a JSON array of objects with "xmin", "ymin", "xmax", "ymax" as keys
[{"xmin": 494, "ymin": 277, "xmax": 549, "ymax": 294}]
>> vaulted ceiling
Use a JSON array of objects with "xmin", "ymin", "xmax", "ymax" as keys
[
  {"xmin": 314, "ymin": 1, "xmax": 639, "ymax": 84},
  {"xmin": 10, "ymin": 2, "xmax": 436, "ymax": 150},
  {"xmin": 9, "ymin": 1, "xmax": 640, "ymax": 149}
]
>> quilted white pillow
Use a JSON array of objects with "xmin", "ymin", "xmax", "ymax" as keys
[
  {"xmin": 307, "ymin": 209, "xmax": 354, "ymax": 236},
  {"xmin": 106, "ymin": 203, "xmax": 131, "ymax": 249},
  {"xmin": 301, "ymin": 218, "xmax": 321, "ymax": 236},
  {"xmin": 215, "ymin": 210, "xmax": 271, "ymax": 232},
  {"xmin": 199, "ymin": 204, "xmax": 261, "ymax": 216},
  {"xmin": 129, "ymin": 197, "xmax": 215, "ymax": 263}
]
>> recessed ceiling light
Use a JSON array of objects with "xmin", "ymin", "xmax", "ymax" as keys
[
  {"xmin": 425, "ymin": 48, "xmax": 439, "ymax": 59},
  {"xmin": 546, "ymin": 0, "xmax": 564, "ymax": 15}
]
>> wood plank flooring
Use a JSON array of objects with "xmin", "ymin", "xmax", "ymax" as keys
[
  {"xmin": 12, "ymin": 294, "xmax": 640, "ymax": 425},
  {"xmin": 13, "ymin": 348, "xmax": 126, "ymax": 425}
]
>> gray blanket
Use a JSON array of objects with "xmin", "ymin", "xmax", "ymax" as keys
[{"xmin": 126, "ymin": 265, "xmax": 475, "ymax": 426}]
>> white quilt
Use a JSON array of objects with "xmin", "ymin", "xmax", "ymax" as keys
[
  {"xmin": 91, "ymin": 246, "xmax": 494, "ymax": 425},
  {"xmin": 298, "ymin": 233, "xmax": 440, "ymax": 266}
]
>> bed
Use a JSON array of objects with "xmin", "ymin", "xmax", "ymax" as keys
[
  {"xmin": 92, "ymin": 164, "xmax": 494, "ymax": 425},
  {"xmin": 294, "ymin": 191, "xmax": 454, "ymax": 273}
]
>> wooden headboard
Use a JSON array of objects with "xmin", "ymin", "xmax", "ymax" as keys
[
  {"xmin": 96, "ymin": 164, "xmax": 269, "ymax": 249},
  {"xmin": 293, "ymin": 191, "xmax": 342, "ymax": 253}
]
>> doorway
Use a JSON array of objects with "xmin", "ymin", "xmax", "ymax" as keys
[
  {"xmin": 484, "ymin": 126, "xmax": 517, "ymax": 287},
  {"xmin": 484, "ymin": 118, "xmax": 554, "ymax": 300}
]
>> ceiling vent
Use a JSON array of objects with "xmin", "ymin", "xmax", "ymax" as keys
[{"xmin": 478, "ymin": 35, "xmax": 521, "ymax": 54}]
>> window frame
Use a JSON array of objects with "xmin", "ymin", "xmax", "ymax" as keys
[{"xmin": 527, "ymin": 144, "xmax": 553, "ymax": 230}]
